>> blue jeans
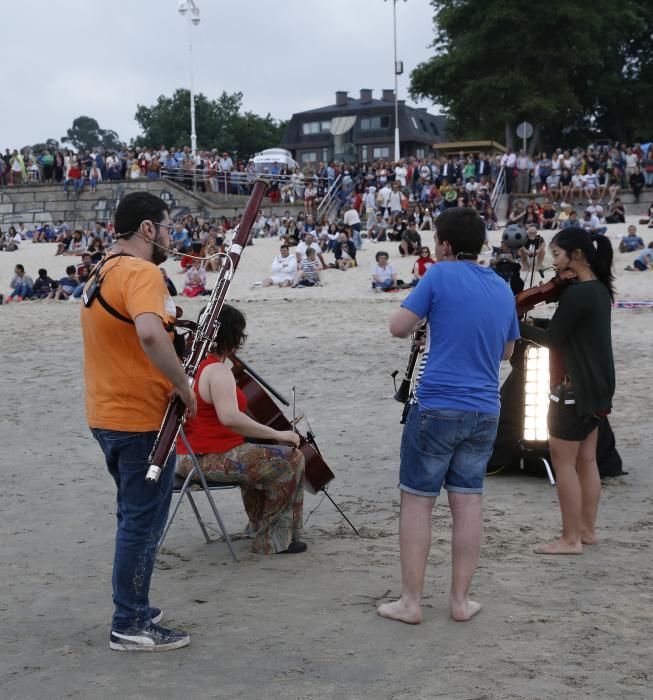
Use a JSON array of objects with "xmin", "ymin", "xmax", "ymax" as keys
[
  {"xmin": 399, "ymin": 404, "xmax": 498, "ymax": 496},
  {"xmin": 73, "ymin": 283, "xmax": 85, "ymax": 299},
  {"xmin": 91, "ymin": 429, "xmax": 175, "ymax": 633},
  {"xmin": 8, "ymin": 283, "xmax": 33, "ymax": 299},
  {"xmin": 372, "ymin": 278, "xmax": 395, "ymax": 290}
]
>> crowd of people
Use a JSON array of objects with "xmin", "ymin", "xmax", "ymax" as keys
[
  {"xmin": 3, "ymin": 137, "xmax": 653, "ymax": 303},
  {"xmin": 499, "ymin": 142, "xmax": 653, "ymax": 200},
  {"xmin": 3, "ymin": 140, "xmax": 650, "ymax": 213},
  {"xmin": 3, "ymin": 200, "xmax": 653, "ymax": 306}
]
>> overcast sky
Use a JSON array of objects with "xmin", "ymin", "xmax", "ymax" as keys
[{"xmin": 2, "ymin": 0, "xmax": 439, "ymax": 148}]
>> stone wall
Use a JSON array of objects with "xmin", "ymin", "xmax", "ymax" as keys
[{"xmin": 0, "ymin": 180, "xmax": 305, "ymax": 229}]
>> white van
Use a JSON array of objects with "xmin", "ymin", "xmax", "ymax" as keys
[{"xmin": 252, "ymin": 148, "xmax": 298, "ymax": 172}]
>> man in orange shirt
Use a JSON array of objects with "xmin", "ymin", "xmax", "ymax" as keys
[{"xmin": 80, "ymin": 192, "xmax": 197, "ymax": 652}]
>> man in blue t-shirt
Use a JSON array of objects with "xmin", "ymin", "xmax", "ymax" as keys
[{"xmin": 378, "ymin": 207, "xmax": 519, "ymax": 626}]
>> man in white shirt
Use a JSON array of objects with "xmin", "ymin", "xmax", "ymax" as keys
[
  {"xmin": 377, "ymin": 183, "xmax": 392, "ymax": 217},
  {"xmin": 262, "ymin": 243, "xmax": 298, "ymax": 287},
  {"xmin": 219, "ymin": 152, "xmax": 233, "ymax": 172},
  {"xmin": 500, "ymin": 149, "xmax": 516, "ymax": 193}
]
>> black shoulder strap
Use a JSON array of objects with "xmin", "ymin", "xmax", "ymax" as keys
[
  {"xmin": 93, "ymin": 252, "xmax": 135, "ymax": 325},
  {"xmin": 96, "ymin": 290, "xmax": 134, "ymax": 325}
]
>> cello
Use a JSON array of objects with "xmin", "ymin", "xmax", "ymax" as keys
[{"xmin": 229, "ymin": 354, "xmax": 360, "ymax": 536}]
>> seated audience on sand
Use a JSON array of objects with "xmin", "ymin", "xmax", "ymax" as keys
[
  {"xmin": 625, "ymin": 242, "xmax": 653, "ymax": 271},
  {"xmin": 171, "ymin": 221, "xmax": 191, "ymax": 253},
  {"xmin": 519, "ymin": 225, "xmax": 546, "ymax": 271},
  {"xmin": 619, "ymin": 225, "xmax": 645, "ymax": 253},
  {"xmin": 605, "ymin": 198, "xmax": 626, "ymax": 224},
  {"xmin": 180, "ymin": 242, "xmax": 203, "ymax": 270},
  {"xmin": 203, "ymin": 241, "xmax": 222, "ymax": 272},
  {"xmin": 582, "ymin": 211, "xmax": 608, "ymax": 236},
  {"xmin": 540, "ymin": 202, "xmax": 558, "ymax": 230},
  {"xmin": 54, "ymin": 229, "xmax": 73, "ymax": 255},
  {"xmin": 333, "ymin": 232, "xmax": 357, "ymax": 270},
  {"xmin": 507, "ymin": 201, "xmax": 526, "ymax": 226},
  {"xmin": 0, "ymin": 226, "xmax": 22, "ymax": 251},
  {"xmin": 561, "ymin": 210, "xmax": 580, "ymax": 229},
  {"xmin": 411, "ymin": 246, "xmax": 435, "ymax": 286},
  {"xmin": 7, "ymin": 264, "xmax": 34, "ymax": 301},
  {"xmin": 32, "ymin": 268, "xmax": 56, "ymax": 299},
  {"xmin": 86, "ymin": 236, "xmax": 106, "ymax": 263},
  {"xmin": 523, "ymin": 203, "xmax": 540, "ymax": 228},
  {"xmin": 295, "ymin": 231, "xmax": 326, "ymax": 268},
  {"xmin": 182, "ymin": 259, "xmax": 207, "ymax": 297},
  {"xmin": 371, "ymin": 251, "xmax": 397, "ymax": 291},
  {"xmin": 71, "ymin": 253, "xmax": 94, "ymax": 298},
  {"xmin": 52, "ymin": 266, "xmax": 79, "ymax": 300},
  {"xmin": 262, "ymin": 243, "xmax": 298, "ymax": 287},
  {"xmin": 368, "ymin": 212, "xmax": 388, "ymax": 242},
  {"xmin": 292, "ymin": 247, "xmax": 322, "ymax": 287},
  {"xmin": 67, "ymin": 230, "xmax": 87, "ymax": 256},
  {"xmin": 399, "ymin": 220, "xmax": 422, "ymax": 257}
]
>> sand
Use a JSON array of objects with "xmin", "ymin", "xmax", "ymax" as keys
[{"xmin": 0, "ymin": 220, "xmax": 652, "ymax": 700}]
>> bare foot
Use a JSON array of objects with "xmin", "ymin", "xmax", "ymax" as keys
[
  {"xmin": 377, "ymin": 598, "xmax": 422, "ymax": 625},
  {"xmin": 581, "ymin": 532, "xmax": 599, "ymax": 545},
  {"xmin": 450, "ymin": 598, "xmax": 482, "ymax": 622},
  {"xmin": 533, "ymin": 539, "xmax": 583, "ymax": 555}
]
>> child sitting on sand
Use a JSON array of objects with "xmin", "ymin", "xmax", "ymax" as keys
[{"xmin": 625, "ymin": 242, "xmax": 653, "ymax": 271}]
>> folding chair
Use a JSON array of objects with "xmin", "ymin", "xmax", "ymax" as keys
[{"xmin": 158, "ymin": 429, "xmax": 239, "ymax": 561}]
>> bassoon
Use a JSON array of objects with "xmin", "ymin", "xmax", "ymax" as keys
[{"xmin": 145, "ymin": 179, "xmax": 269, "ymax": 483}]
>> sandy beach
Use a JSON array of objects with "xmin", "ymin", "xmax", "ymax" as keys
[{"xmin": 1, "ymin": 220, "xmax": 652, "ymax": 700}]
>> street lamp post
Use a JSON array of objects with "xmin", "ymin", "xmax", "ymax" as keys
[
  {"xmin": 177, "ymin": 1, "xmax": 200, "ymax": 158},
  {"xmin": 386, "ymin": 0, "xmax": 406, "ymax": 162}
]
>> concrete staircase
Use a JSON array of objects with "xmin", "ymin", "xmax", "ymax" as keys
[{"xmin": 0, "ymin": 180, "xmax": 305, "ymax": 230}]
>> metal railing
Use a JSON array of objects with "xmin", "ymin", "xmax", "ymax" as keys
[
  {"xmin": 490, "ymin": 166, "xmax": 506, "ymax": 211},
  {"xmin": 316, "ymin": 174, "xmax": 342, "ymax": 220}
]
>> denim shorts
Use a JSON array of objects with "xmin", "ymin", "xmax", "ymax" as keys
[{"xmin": 399, "ymin": 404, "xmax": 499, "ymax": 497}]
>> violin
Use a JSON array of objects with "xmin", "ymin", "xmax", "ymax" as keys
[
  {"xmin": 515, "ymin": 269, "xmax": 576, "ymax": 316},
  {"xmin": 229, "ymin": 354, "xmax": 334, "ymax": 495}
]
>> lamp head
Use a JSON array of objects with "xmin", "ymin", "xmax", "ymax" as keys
[{"xmin": 178, "ymin": 1, "xmax": 188, "ymax": 15}]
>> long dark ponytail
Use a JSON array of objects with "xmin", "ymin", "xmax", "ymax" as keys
[{"xmin": 552, "ymin": 227, "xmax": 615, "ymax": 301}]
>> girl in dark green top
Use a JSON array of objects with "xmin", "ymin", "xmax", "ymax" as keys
[{"xmin": 520, "ymin": 227, "xmax": 615, "ymax": 556}]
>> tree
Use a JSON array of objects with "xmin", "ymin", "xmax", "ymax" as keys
[
  {"xmin": 30, "ymin": 138, "xmax": 61, "ymax": 153},
  {"xmin": 133, "ymin": 89, "xmax": 286, "ymax": 158},
  {"xmin": 410, "ymin": 0, "xmax": 650, "ymax": 149},
  {"xmin": 62, "ymin": 116, "xmax": 122, "ymax": 151}
]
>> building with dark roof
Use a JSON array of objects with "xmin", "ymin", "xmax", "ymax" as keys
[{"xmin": 280, "ymin": 89, "xmax": 447, "ymax": 164}]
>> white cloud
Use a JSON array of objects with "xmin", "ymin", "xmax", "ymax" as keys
[{"xmin": 2, "ymin": 0, "xmax": 438, "ymax": 147}]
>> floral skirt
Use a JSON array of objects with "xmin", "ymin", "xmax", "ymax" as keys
[{"xmin": 176, "ymin": 442, "xmax": 304, "ymax": 554}]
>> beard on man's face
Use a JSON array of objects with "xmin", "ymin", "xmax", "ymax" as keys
[{"xmin": 151, "ymin": 227, "xmax": 169, "ymax": 266}]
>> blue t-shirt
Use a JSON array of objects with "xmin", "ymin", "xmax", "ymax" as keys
[{"xmin": 401, "ymin": 261, "xmax": 520, "ymax": 415}]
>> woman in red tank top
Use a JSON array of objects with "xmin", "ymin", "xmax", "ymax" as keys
[
  {"xmin": 177, "ymin": 305, "xmax": 306, "ymax": 554},
  {"xmin": 410, "ymin": 246, "xmax": 435, "ymax": 286}
]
